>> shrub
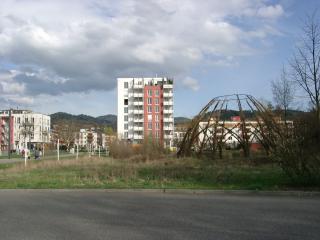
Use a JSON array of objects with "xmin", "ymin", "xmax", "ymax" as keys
[
  {"xmin": 109, "ymin": 138, "xmax": 170, "ymax": 161},
  {"xmin": 270, "ymin": 113, "xmax": 320, "ymax": 186},
  {"xmin": 109, "ymin": 140, "xmax": 133, "ymax": 159}
]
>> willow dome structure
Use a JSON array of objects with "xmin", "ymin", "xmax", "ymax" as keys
[{"xmin": 177, "ymin": 94, "xmax": 278, "ymax": 158}]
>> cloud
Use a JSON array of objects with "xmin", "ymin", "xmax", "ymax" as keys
[
  {"xmin": 0, "ymin": 0, "xmax": 285, "ymax": 103},
  {"xmin": 257, "ymin": 4, "xmax": 284, "ymax": 19},
  {"xmin": 182, "ymin": 77, "xmax": 200, "ymax": 91}
]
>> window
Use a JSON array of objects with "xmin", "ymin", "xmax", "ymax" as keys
[
  {"xmin": 155, "ymin": 122, "xmax": 160, "ymax": 130},
  {"xmin": 148, "ymin": 89, "xmax": 152, "ymax": 96},
  {"xmin": 124, "ymin": 82, "xmax": 128, "ymax": 88},
  {"xmin": 17, "ymin": 117, "xmax": 20, "ymax": 123},
  {"xmin": 124, "ymin": 107, "xmax": 128, "ymax": 113},
  {"xmin": 155, "ymin": 90, "xmax": 160, "ymax": 96},
  {"xmin": 148, "ymin": 122, "xmax": 152, "ymax": 130},
  {"xmin": 155, "ymin": 115, "xmax": 159, "ymax": 121},
  {"xmin": 124, "ymin": 99, "xmax": 128, "ymax": 105},
  {"xmin": 154, "ymin": 98, "xmax": 159, "ymax": 104},
  {"xmin": 155, "ymin": 106, "xmax": 159, "ymax": 113},
  {"xmin": 148, "ymin": 98, "xmax": 152, "ymax": 104},
  {"xmin": 148, "ymin": 106, "xmax": 152, "ymax": 113},
  {"xmin": 124, "ymin": 132, "xmax": 128, "ymax": 138},
  {"xmin": 124, "ymin": 115, "xmax": 128, "ymax": 121},
  {"xmin": 124, "ymin": 124, "xmax": 128, "ymax": 130}
]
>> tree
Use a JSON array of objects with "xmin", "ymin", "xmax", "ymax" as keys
[
  {"xmin": 54, "ymin": 120, "xmax": 78, "ymax": 150},
  {"xmin": 291, "ymin": 12, "xmax": 320, "ymax": 124},
  {"xmin": 272, "ymin": 66, "xmax": 295, "ymax": 121},
  {"xmin": 104, "ymin": 126, "xmax": 114, "ymax": 136}
]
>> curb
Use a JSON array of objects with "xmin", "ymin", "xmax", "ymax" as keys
[{"xmin": 1, "ymin": 188, "xmax": 320, "ymax": 197}]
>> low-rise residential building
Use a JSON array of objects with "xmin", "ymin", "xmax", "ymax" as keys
[
  {"xmin": 76, "ymin": 128, "xmax": 98, "ymax": 149},
  {"xmin": 197, "ymin": 116, "xmax": 293, "ymax": 151},
  {"xmin": 0, "ymin": 109, "xmax": 51, "ymax": 152}
]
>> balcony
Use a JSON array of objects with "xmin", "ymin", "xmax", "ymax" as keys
[
  {"xmin": 163, "ymin": 125, "xmax": 173, "ymax": 130},
  {"xmin": 134, "ymin": 118, "xmax": 144, "ymax": 122},
  {"xmin": 163, "ymin": 84, "xmax": 173, "ymax": 89},
  {"xmin": 133, "ymin": 126, "xmax": 144, "ymax": 131},
  {"xmin": 164, "ymin": 134, "xmax": 173, "ymax": 139},
  {"xmin": 133, "ymin": 84, "xmax": 143, "ymax": 89},
  {"xmin": 163, "ymin": 109, "xmax": 173, "ymax": 114},
  {"xmin": 163, "ymin": 92, "xmax": 173, "ymax": 97},
  {"xmin": 133, "ymin": 93, "xmax": 143, "ymax": 97},
  {"xmin": 163, "ymin": 118, "xmax": 174, "ymax": 122},
  {"xmin": 133, "ymin": 110, "xmax": 144, "ymax": 114},
  {"xmin": 163, "ymin": 101, "xmax": 173, "ymax": 106},
  {"xmin": 133, "ymin": 135, "xmax": 143, "ymax": 140},
  {"xmin": 133, "ymin": 101, "xmax": 143, "ymax": 106}
]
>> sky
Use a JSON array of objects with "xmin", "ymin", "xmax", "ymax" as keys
[{"xmin": 0, "ymin": 0, "xmax": 319, "ymax": 117}]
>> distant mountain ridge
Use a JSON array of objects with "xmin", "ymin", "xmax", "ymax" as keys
[
  {"xmin": 50, "ymin": 112, "xmax": 191, "ymax": 129},
  {"xmin": 50, "ymin": 112, "xmax": 117, "ymax": 129},
  {"xmin": 50, "ymin": 109, "xmax": 303, "ymax": 130}
]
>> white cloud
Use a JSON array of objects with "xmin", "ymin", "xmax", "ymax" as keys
[
  {"xmin": 0, "ymin": 0, "xmax": 285, "ymax": 104},
  {"xmin": 182, "ymin": 77, "xmax": 200, "ymax": 91},
  {"xmin": 257, "ymin": 4, "xmax": 284, "ymax": 19}
]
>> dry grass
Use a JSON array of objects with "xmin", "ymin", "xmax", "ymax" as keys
[
  {"xmin": 109, "ymin": 139, "xmax": 171, "ymax": 161},
  {"xmin": 0, "ymin": 155, "xmax": 303, "ymax": 190}
]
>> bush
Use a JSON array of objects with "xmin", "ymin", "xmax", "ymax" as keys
[
  {"xmin": 109, "ymin": 138, "xmax": 170, "ymax": 161},
  {"xmin": 271, "ymin": 113, "xmax": 320, "ymax": 186},
  {"xmin": 109, "ymin": 140, "xmax": 133, "ymax": 159}
]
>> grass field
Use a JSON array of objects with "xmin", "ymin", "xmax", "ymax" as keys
[{"xmin": 0, "ymin": 155, "xmax": 308, "ymax": 190}]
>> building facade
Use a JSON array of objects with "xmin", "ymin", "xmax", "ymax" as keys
[
  {"xmin": 0, "ymin": 109, "xmax": 51, "ymax": 152},
  {"xmin": 117, "ymin": 77, "xmax": 174, "ymax": 148},
  {"xmin": 76, "ymin": 128, "xmax": 98, "ymax": 149}
]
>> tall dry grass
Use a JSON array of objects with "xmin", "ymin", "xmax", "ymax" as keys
[{"xmin": 109, "ymin": 138, "xmax": 171, "ymax": 161}]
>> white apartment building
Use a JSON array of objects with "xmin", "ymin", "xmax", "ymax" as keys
[
  {"xmin": 117, "ymin": 77, "xmax": 174, "ymax": 148},
  {"xmin": 0, "ymin": 109, "xmax": 51, "ymax": 152},
  {"xmin": 198, "ymin": 117, "xmax": 260, "ymax": 149},
  {"xmin": 76, "ymin": 129, "xmax": 98, "ymax": 149}
]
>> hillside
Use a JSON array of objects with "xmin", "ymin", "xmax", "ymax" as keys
[
  {"xmin": 51, "ymin": 112, "xmax": 191, "ymax": 129},
  {"xmin": 50, "ymin": 112, "xmax": 117, "ymax": 129}
]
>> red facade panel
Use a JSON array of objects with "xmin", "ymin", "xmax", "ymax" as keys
[{"xmin": 143, "ymin": 85, "xmax": 164, "ymax": 144}]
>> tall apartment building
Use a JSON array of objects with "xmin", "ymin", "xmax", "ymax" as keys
[
  {"xmin": 117, "ymin": 77, "xmax": 174, "ymax": 148},
  {"xmin": 0, "ymin": 109, "xmax": 51, "ymax": 152}
]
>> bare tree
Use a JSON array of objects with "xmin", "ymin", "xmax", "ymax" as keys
[
  {"xmin": 291, "ymin": 12, "xmax": 320, "ymax": 123},
  {"xmin": 272, "ymin": 66, "xmax": 295, "ymax": 121},
  {"xmin": 54, "ymin": 120, "xmax": 78, "ymax": 150}
]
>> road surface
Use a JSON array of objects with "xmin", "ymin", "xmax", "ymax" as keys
[{"xmin": 0, "ymin": 190, "xmax": 319, "ymax": 240}]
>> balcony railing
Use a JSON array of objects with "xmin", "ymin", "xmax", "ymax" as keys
[
  {"xmin": 163, "ymin": 101, "xmax": 173, "ymax": 106},
  {"xmin": 133, "ymin": 102, "xmax": 143, "ymax": 106},
  {"xmin": 133, "ymin": 84, "xmax": 143, "ymax": 89},
  {"xmin": 133, "ymin": 110, "xmax": 144, "ymax": 114},
  {"xmin": 163, "ymin": 118, "xmax": 174, "ymax": 122},
  {"xmin": 133, "ymin": 93, "xmax": 143, "ymax": 97},
  {"xmin": 133, "ymin": 118, "xmax": 144, "ymax": 122},
  {"xmin": 163, "ymin": 92, "xmax": 173, "ymax": 97},
  {"xmin": 133, "ymin": 135, "xmax": 143, "ymax": 140},
  {"xmin": 163, "ymin": 126, "xmax": 173, "ymax": 130},
  {"xmin": 163, "ymin": 84, "xmax": 173, "ymax": 89},
  {"xmin": 163, "ymin": 109, "xmax": 173, "ymax": 114},
  {"xmin": 133, "ymin": 126, "xmax": 144, "ymax": 131},
  {"xmin": 164, "ymin": 134, "xmax": 173, "ymax": 139}
]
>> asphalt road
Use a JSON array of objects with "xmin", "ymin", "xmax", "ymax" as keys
[{"xmin": 0, "ymin": 190, "xmax": 319, "ymax": 240}]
